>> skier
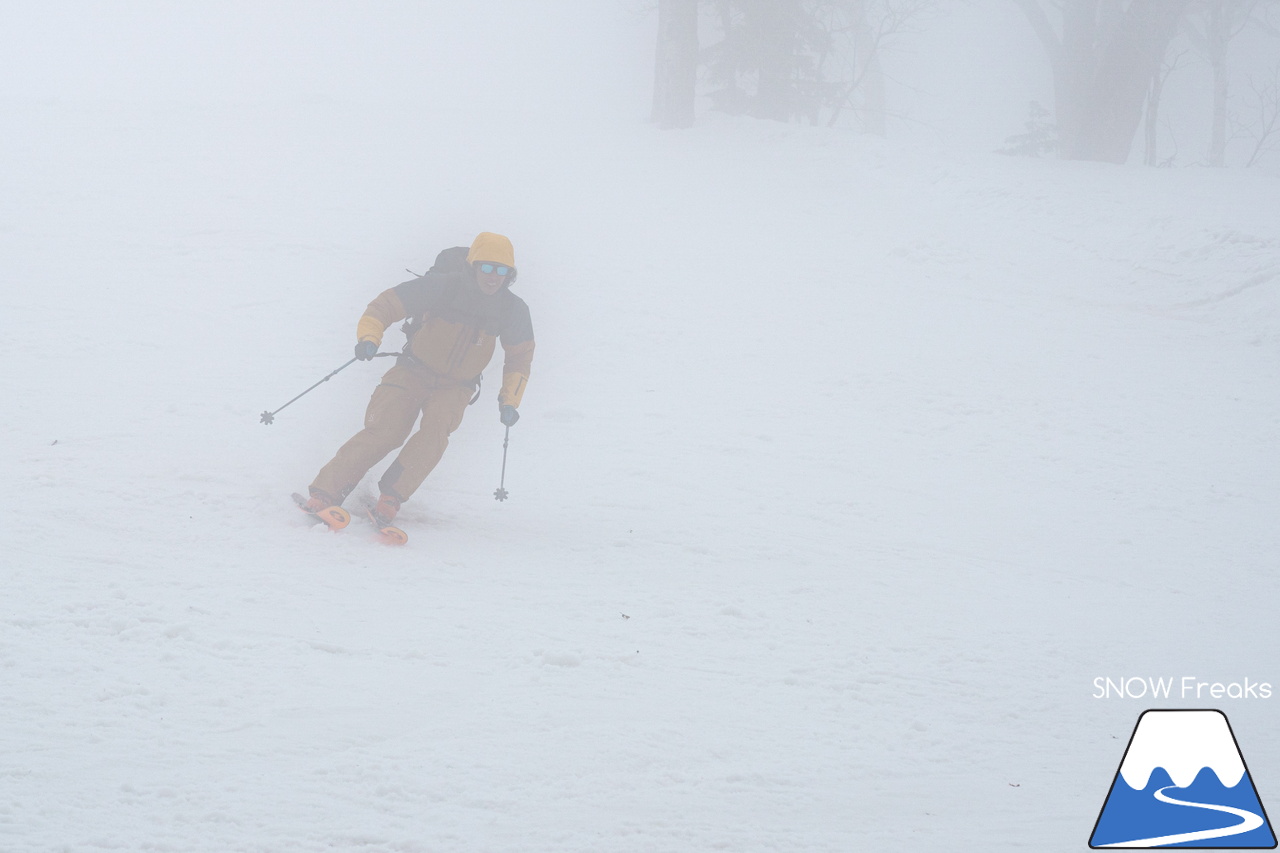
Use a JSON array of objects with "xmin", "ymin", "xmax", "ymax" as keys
[{"xmin": 300, "ymin": 232, "xmax": 534, "ymax": 531}]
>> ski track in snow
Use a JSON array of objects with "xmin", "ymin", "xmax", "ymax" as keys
[{"xmin": 1, "ymin": 96, "xmax": 1278, "ymax": 852}]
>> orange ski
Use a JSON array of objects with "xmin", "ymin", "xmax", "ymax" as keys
[
  {"xmin": 367, "ymin": 510, "xmax": 408, "ymax": 546},
  {"xmin": 292, "ymin": 492, "xmax": 351, "ymax": 531}
]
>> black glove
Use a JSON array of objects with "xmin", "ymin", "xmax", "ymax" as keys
[
  {"xmin": 499, "ymin": 405, "xmax": 520, "ymax": 427},
  {"xmin": 354, "ymin": 340, "xmax": 378, "ymax": 361}
]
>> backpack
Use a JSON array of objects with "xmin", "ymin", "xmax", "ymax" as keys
[
  {"xmin": 399, "ymin": 246, "xmax": 470, "ymax": 340},
  {"xmin": 427, "ymin": 245, "xmax": 472, "ymax": 276},
  {"xmin": 399, "ymin": 245, "xmax": 486, "ymax": 404}
]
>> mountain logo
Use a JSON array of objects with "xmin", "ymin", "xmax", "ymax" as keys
[{"xmin": 1090, "ymin": 709, "xmax": 1276, "ymax": 848}]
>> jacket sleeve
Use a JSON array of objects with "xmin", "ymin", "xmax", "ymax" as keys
[
  {"xmin": 355, "ymin": 287, "xmax": 409, "ymax": 346},
  {"xmin": 498, "ymin": 298, "xmax": 535, "ymax": 408}
]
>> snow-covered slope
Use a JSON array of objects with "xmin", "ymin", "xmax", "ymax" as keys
[{"xmin": 2, "ymin": 91, "xmax": 1278, "ymax": 851}]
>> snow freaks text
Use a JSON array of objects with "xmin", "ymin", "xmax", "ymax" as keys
[{"xmin": 1093, "ymin": 677, "xmax": 1273, "ymax": 700}]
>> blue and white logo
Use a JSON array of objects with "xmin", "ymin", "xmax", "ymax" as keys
[{"xmin": 1090, "ymin": 709, "xmax": 1276, "ymax": 848}]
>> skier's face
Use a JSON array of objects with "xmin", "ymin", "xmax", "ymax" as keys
[{"xmin": 472, "ymin": 262, "xmax": 508, "ymax": 296}]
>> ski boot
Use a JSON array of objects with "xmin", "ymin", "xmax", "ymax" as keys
[
  {"xmin": 368, "ymin": 494, "xmax": 408, "ymax": 546},
  {"xmin": 292, "ymin": 492, "xmax": 351, "ymax": 531}
]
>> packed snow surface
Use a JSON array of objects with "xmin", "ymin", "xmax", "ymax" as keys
[{"xmin": 3, "ymin": 76, "xmax": 1279, "ymax": 853}]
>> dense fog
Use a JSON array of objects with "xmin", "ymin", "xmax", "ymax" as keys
[
  {"xmin": 4, "ymin": 2, "xmax": 1276, "ymax": 164},
  {"xmin": 3, "ymin": 3, "xmax": 1278, "ymax": 852}
]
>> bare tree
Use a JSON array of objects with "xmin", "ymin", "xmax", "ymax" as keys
[
  {"xmin": 1183, "ymin": 1, "xmax": 1261, "ymax": 165},
  {"xmin": 1144, "ymin": 49, "xmax": 1189, "ymax": 165},
  {"xmin": 651, "ymin": 0, "xmax": 700, "ymax": 128},
  {"xmin": 703, "ymin": 0, "xmax": 825, "ymax": 122},
  {"xmin": 702, "ymin": 0, "xmax": 936, "ymax": 129},
  {"xmin": 1015, "ymin": 0, "xmax": 1190, "ymax": 163},
  {"xmin": 1239, "ymin": 63, "xmax": 1280, "ymax": 165},
  {"xmin": 824, "ymin": 0, "xmax": 937, "ymax": 133}
]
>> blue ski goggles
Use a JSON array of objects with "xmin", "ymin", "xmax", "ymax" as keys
[{"xmin": 477, "ymin": 262, "xmax": 511, "ymax": 276}]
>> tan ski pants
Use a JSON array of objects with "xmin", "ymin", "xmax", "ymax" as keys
[{"xmin": 310, "ymin": 364, "xmax": 475, "ymax": 504}]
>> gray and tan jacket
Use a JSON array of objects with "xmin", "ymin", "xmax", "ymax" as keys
[{"xmin": 355, "ymin": 246, "xmax": 534, "ymax": 408}]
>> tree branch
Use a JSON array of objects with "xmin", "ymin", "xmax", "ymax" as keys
[{"xmin": 1013, "ymin": 0, "xmax": 1063, "ymax": 66}]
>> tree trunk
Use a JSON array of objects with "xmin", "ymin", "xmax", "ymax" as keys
[
  {"xmin": 1207, "ymin": 3, "xmax": 1230, "ymax": 164},
  {"xmin": 748, "ymin": 0, "xmax": 799, "ymax": 121},
  {"xmin": 651, "ymin": 0, "xmax": 699, "ymax": 129},
  {"xmin": 1078, "ymin": 0, "xmax": 1188, "ymax": 163},
  {"xmin": 1020, "ymin": 0, "xmax": 1189, "ymax": 164},
  {"xmin": 1144, "ymin": 70, "xmax": 1161, "ymax": 164},
  {"xmin": 847, "ymin": 0, "xmax": 887, "ymax": 135},
  {"xmin": 1054, "ymin": 0, "xmax": 1102, "ymax": 160}
]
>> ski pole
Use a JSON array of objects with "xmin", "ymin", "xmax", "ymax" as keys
[
  {"xmin": 493, "ymin": 426, "xmax": 511, "ymax": 501},
  {"xmin": 259, "ymin": 353, "xmax": 397, "ymax": 425}
]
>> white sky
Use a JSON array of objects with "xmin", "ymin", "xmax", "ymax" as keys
[{"xmin": 0, "ymin": 1, "xmax": 654, "ymax": 118}]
